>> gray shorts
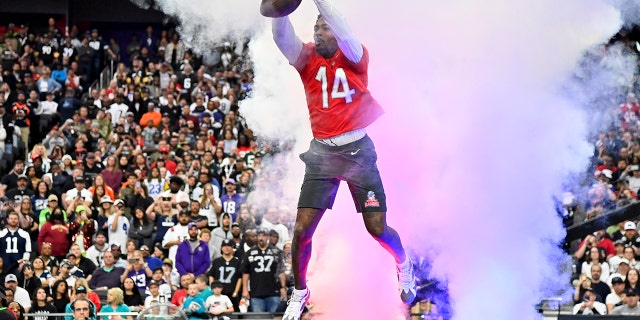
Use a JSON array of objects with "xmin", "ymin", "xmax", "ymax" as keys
[{"xmin": 297, "ymin": 135, "xmax": 387, "ymax": 213}]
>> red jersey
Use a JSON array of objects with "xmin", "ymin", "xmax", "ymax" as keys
[{"xmin": 294, "ymin": 43, "xmax": 384, "ymax": 138}]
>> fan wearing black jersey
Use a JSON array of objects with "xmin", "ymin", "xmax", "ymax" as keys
[{"xmin": 241, "ymin": 229, "xmax": 286, "ymax": 313}]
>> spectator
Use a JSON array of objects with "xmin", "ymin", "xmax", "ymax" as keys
[
  {"xmin": 590, "ymin": 264, "xmax": 611, "ymax": 302},
  {"xmin": 37, "ymin": 207, "xmax": 70, "ymax": 260},
  {"xmin": 220, "ymin": 179, "xmax": 244, "ymax": 221},
  {"xmin": 210, "ymin": 213, "xmax": 233, "ymax": 261},
  {"xmin": 30, "ymin": 288, "xmax": 56, "ymax": 319},
  {"xmin": 0, "ymin": 211, "xmax": 31, "ymax": 274},
  {"xmin": 120, "ymin": 250, "xmax": 152, "ymax": 293},
  {"xmin": 128, "ymin": 207, "xmax": 154, "ymax": 249},
  {"xmin": 88, "ymin": 251, "xmax": 125, "ymax": 290},
  {"xmin": 64, "ymin": 285, "xmax": 98, "ymax": 320},
  {"xmin": 74, "ymin": 278, "xmax": 102, "ymax": 312},
  {"xmin": 68, "ymin": 243, "xmax": 97, "ymax": 278},
  {"xmin": 161, "ymin": 209, "xmax": 191, "ymax": 263},
  {"xmin": 100, "ymin": 287, "xmax": 132, "ymax": 320},
  {"xmin": 611, "ymin": 288, "xmax": 640, "ymax": 315},
  {"xmin": 573, "ymin": 288, "xmax": 607, "ymax": 315},
  {"xmin": 71, "ymin": 298, "xmax": 92, "ymax": 320},
  {"xmin": 171, "ymin": 274, "xmax": 193, "ymax": 307},
  {"xmin": 181, "ymin": 283, "xmax": 206, "ymax": 320},
  {"xmin": 85, "ymin": 231, "xmax": 109, "ymax": 268},
  {"xmin": 207, "ymin": 239, "xmax": 242, "ymax": 309},
  {"xmin": 241, "ymin": 229, "xmax": 286, "ymax": 313},
  {"xmin": 16, "ymin": 260, "xmax": 41, "ymax": 294},
  {"xmin": 143, "ymin": 280, "xmax": 164, "ymax": 308},
  {"xmin": 606, "ymin": 276, "xmax": 626, "ymax": 313},
  {"xmin": 205, "ymin": 281, "xmax": 234, "ymax": 320},
  {"xmin": 107, "ymin": 199, "xmax": 130, "ymax": 247},
  {"xmin": 122, "ymin": 277, "xmax": 144, "ymax": 311},
  {"xmin": 581, "ymin": 247, "xmax": 610, "ymax": 282},
  {"xmin": 175, "ymin": 222, "xmax": 210, "ymax": 276},
  {"xmin": 32, "ymin": 256, "xmax": 52, "ymax": 289},
  {"xmin": 51, "ymin": 279, "xmax": 71, "ymax": 314}
]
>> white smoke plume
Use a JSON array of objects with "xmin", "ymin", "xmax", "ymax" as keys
[{"xmin": 141, "ymin": 0, "xmax": 625, "ymax": 318}]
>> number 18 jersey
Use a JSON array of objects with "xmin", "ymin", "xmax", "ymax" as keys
[{"xmin": 294, "ymin": 43, "xmax": 384, "ymax": 139}]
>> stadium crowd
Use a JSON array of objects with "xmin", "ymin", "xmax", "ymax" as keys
[
  {"xmin": 567, "ymin": 32, "xmax": 640, "ymax": 315},
  {"xmin": 0, "ymin": 17, "xmax": 315, "ymax": 320}
]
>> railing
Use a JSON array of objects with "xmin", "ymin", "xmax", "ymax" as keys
[
  {"xmin": 24, "ymin": 311, "xmax": 285, "ymax": 320},
  {"xmin": 88, "ymin": 60, "xmax": 116, "ymax": 95}
]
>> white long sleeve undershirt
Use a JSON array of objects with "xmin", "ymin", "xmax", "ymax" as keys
[{"xmin": 272, "ymin": 0, "xmax": 363, "ymax": 65}]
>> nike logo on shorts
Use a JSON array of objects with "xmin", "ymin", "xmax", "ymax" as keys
[{"xmin": 351, "ymin": 149, "xmax": 360, "ymax": 155}]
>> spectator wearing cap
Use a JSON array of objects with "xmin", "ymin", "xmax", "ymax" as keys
[
  {"xmin": 107, "ymin": 200, "xmax": 130, "ymax": 252},
  {"xmin": 210, "ymin": 213, "xmax": 233, "ymax": 261},
  {"xmin": 38, "ymin": 206, "xmax": 70, "ymax": 260},
  {"xmin": 219, "ymin": 178, "xmax": 245, "ymax": 222},
  {"xmin": 0, "ymin": 160, "xmax": 26, "ymax": 196},
  {"xmin": 151, "ymin": 145, "xmax": 177, "ymax": 174},
  {"xmin": 620, "ymin": 221, "xmax": 640, "ymax": 256},
  {"xmin": 5, "ymin": 274, "xmax": 31, "ymax": 311},
  {"xmin": 609, "ymin": 240, "xmax": 626, "ymax": 273},
  {"xmin": 62, "ymin": 175, "xmax": 92, "ymax": 211},
  {"xmin": 5, "ymin": 174, "xmax": 35, "ymax": 203},
  {"xmin": 608, "ymin": 258, "xmax": 631, "ymax": 287},
  {"xmin": 205, "ymin": 280, "xmax": 234, "ymax": 319},
  {"xmin": 140, "ymin": 101, "xmax": 161, "ymax": 128},
  {"xmin": 175, "ymin": 222, "xmax": 210, "ymax": 276},
  {"xmin": 144, "ymin": 280, "xmax": 164, "ymax": 309},
  {"xmin": 85, "ymin": 231, "xmax": 109, "ymax": 268},
  {"xmin": 207, "ymin": 238, "xmax": 242, "ymax": 309},
  {"xmin": 64, "ymin": 284, "xmax": 99, "ymax": 320},
  {"xmin": 573, "ymin": 287, "xmax": 607, "ymax": 315},
  {"xmin": 607, "ymin": 276, "xmax": 627, "ymax": 312},
  {"xmin": 162, "ymin": 258, "xmax": 181, "ymax": 291},
  {"xmin": 88, "ymin": 250, "xmax": 125, "ymax": 291},
  {"xmin": 611, "ymin": 288, "xmax": 640, "ymax": 315},
  {"xmin": 241, "ymin": 228, "xmax": 287, "ymax": 312},
  {"xmin": 161, "ymin": 209, "xmax": 192, "ymax": 265},
  {"xmin": 626, "ymin": 164, "xmax": 640, "ymax": 194}
]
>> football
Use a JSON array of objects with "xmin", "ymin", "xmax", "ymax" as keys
[{"xmin": 260, "ymin": 0, "xmax": 303, "ymax": 18}]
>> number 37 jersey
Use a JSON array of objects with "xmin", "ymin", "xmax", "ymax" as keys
[
  {"xmin": 294, "ymin": 43, "xmax": 384, "ymax": 139},
  {"xmin": 241, "ymin": 245, "xmax": 285, "ymax": 298}
]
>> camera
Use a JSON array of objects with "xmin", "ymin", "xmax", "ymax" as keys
[
  {"xmin": 128, "ymin": 258, "xmax": 139, "ymax": 263},
  {"xmin": 631, "ymin": 165, "xmax": 639, "ymax": 171}
]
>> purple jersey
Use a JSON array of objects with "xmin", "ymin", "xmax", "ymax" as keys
[
  {"xmin": 127, "ymin": 268, "xmax": 149, "ymax": 291},
  {"xmin": 219, "ymin": 193, "xmax": 245, "ymax": 221}
]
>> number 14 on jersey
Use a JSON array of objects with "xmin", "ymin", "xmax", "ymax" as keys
[{"xmin": 315, "ymin": 66, "xmax": 355, "ymax": 109}]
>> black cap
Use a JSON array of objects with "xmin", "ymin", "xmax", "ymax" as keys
[
  {"xmin": 612, "ymin": 277, "xmax": 624, "ymax": 284},
  {"xmin": 221, "ymin": 239, "xmax": 234, "ymax": 247},
  {"xmin": 211, "ymin": 280, "xmax": 223, "ymax": 288},
  {"xmin": 74, "ymin": 176, "xmax": 84, "ymax": 183},
  {"xmin": 628, "ymin": 288, "xmax": 639, "ymax": 296},
  {"xmin": 76, "ymin": 286, "xmax": 87, "ymax": 293}
]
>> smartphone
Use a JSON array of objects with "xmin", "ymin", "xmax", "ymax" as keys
[
  {"xmin": 135, "ymin": 182, "xmax": 141, "ymax": 188},
  {"xmin": 632, "ymin": 165, "xmax": 640, "ymax": 171},
  {"xmin": 128, "ymin": 258, "xmax": 139, "ymax": 263}
]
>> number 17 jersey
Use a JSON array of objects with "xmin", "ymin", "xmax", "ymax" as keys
[{"xmin": 294, "ymin": 43, "xmax": 384, "ymax": 139}]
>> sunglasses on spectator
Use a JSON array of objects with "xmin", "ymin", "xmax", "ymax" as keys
[
  {"xmin": 74, "ymin": 308, "xmax": 89, "ymax": 312},
  {"xmin": 162, "ymin": 197, "xmax": 171, "ymax": 201}
]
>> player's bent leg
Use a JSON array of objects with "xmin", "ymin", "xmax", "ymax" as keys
[
  {"xmin": 363, "ymin": 211, "xmax": 417, "ymax": 303},
  {"xmin": 284, "ymin": 207, "xmax": 322, "ymax": 320}
]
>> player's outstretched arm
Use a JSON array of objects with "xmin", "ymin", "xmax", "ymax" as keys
[
  {"xmin": 272, "ymin": 17, "xmax": 304, "ymax": 65},
  {"xmin": 313, "ymin": 0, "xmax": 363, "ymax": 63}
]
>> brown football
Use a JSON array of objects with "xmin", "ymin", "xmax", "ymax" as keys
[{"xmin": 260, "ymin": 0, "xmax": 303, "ymax": 18}]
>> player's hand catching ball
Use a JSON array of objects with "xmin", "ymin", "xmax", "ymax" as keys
[{"xmin": 260, "ymin": 0, "xmax": 302, "ymax": 18}]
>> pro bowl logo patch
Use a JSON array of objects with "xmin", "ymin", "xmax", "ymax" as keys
[{"xmin": 364, "ymin": 191, "xmax": 380, "ymax": 208}]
